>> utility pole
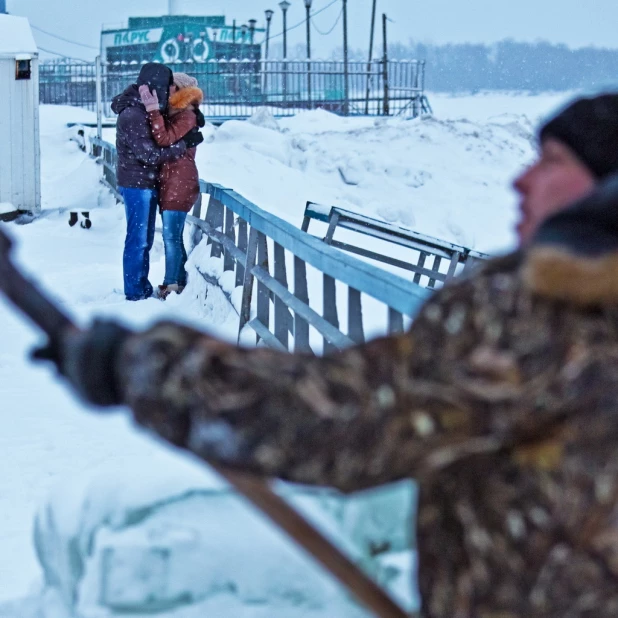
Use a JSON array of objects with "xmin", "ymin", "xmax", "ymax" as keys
[
  {"xmin": 382, "ymin": 13, "xmax": 389, "ymax": 116},
  {"xmin": 249, "ymin": 19, "xmax": 257, "ymax": 45},
  {"xmin": 343, "ymin": 0, "xmax": 349, "ymax": 116},
  {"xmin": 0, "ymin": 0, "xmax": 7, "ymax": 14},
  {"xmin": 364, "ymin": 0, "xmax": 377, "ymax": 115},
  {"xmin": 304, "ymin": 0, "xmax": 312, "ymax": 107}
]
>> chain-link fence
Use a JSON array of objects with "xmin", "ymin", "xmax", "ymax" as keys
[{"xmin": 41, "ymin": 59, "xmax": 429, "ymax": 119}]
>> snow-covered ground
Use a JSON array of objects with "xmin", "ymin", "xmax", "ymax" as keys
[{"xmin": 0, "ymin": 91, "xmax": 575, "ymax": 616}]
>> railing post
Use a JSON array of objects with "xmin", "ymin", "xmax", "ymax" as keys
[
  {"xmin": 95, "ymin": 56, "xmax": 103, "ymax": 141},
  {"xmin": 224, "ymin": 208, "xmax": 235, "ymax": 272},
  {"xmin": 293, "ymin": 256, "xmax": 311, "ymax": 353},
  {"xmin": 256, "ymin": 232, "xmax": 270, "ymax": 345},
  {"xmin": 274, "ymin": 242, "xmax": 289, "ymax": 350},
  {"xmin": 238, "ymin": 227, "xmax": 259, "ymax": 342},
  {"xmin": 236, "ymin": 218, "xmax": 248, "ymax": 287},
  {"xmin": 205, "ymin": 198, "xmax": 224, "ymax": 259},
  {"xmin": 323, "ymin": 274, "xmax": 339, "ymax": 354},
  {"xmin": 347, "ymin": 287, "xmax": 365, "ymax": 344},
  {"xmin": 382, "ymin": 13, "xmax": 389, "ymax": 116}
]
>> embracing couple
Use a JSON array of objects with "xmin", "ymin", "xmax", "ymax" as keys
[{"xmin": 111, "ymin": 63, "xmax": 205, "ymax": 301}]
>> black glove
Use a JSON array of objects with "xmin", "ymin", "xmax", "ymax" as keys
[
  {"xmin": 183, "ymin": 128, "xmax": 204, "ymax": 149},
  {"xmin": 32, "ymin": 320, "xmax": 132, "ymax": 407},
  {"xmin": 195, "ymin": 107, "xmax": 206, "ymax": 128}
]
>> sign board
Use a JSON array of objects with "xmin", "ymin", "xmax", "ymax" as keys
[
  {"xmin": 206, "ymin": 27, "xmax": 254, "ymax": 44},
  {"xmin": 101, "ymin": 28, "xmax": 164, "ymax": 49}
]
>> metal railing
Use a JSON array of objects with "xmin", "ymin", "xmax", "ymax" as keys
[
  {"xmin": 44, "ymin": 59, "xmax": 429, "ymax": 120},
  {"xmin": 90, "ymin": 137, "xmax": 430, "ymax": 351}
]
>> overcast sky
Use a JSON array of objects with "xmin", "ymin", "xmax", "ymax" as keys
[{"xmin": 7, "ymin": 0, "xmax": 618, "ymax": 61}]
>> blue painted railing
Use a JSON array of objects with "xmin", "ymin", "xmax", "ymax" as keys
[{"xmin": 91, "ymin": 137, "xmax": 431, "ymax": 351}]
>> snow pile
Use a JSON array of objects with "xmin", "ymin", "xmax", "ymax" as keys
[
  {"xmin": 0, "ymin": 202, "xmax": 16, "ymax": 215},
  {"xmin": 194, "ymin": 92, "xmax": 572, "ymax": 254},
  {"xmin": 21, "ymin": 456, "xmax": 415, "ymax": 617}
]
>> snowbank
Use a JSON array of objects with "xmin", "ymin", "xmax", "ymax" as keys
[{"xmin": 194, "ymin": 93, "xmax": 572, "ymax": 254}]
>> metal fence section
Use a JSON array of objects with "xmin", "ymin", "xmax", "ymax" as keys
[
  {"xmin": 39, "ymin": 60, "xmax": 98, "ymax": 111},
  {"xmin": 90, "ymin": 136, "xmax": 430, "ymax": 351},
  {"xmin": 43, "ymin": 59, "xmax": 429, "ymax": 120}
]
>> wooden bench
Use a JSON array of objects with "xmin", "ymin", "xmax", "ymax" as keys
[{"xmin": 301, "ymin": 202, "xmax": 489, "ymax": 288}]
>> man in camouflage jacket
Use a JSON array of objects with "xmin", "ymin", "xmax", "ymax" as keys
[{"xmin": 38, "ymin": 94, "xmax": 618, "ymax": 617}]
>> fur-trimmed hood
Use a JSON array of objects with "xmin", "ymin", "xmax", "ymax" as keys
[
  {"xmin": 169, "ymin": 86, "xmax": 203, "ymax": 110},
  {"xmin": 522, "ymin": 175, "xmax": 618, "ymax": 307}
]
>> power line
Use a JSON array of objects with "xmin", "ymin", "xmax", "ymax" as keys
[
  {"xmin": 311, "ymin": 7, "xmax": 343, "ymax": 36},
  {"xmin": 257, "ymin": 0, "xmax": 340, "ymax": 44},
  {"xmin": 31, "ymin": 24, "xmax": 99, "ymax": 50},
  {"xmin": 37, "ymin": 45, "xmax": 90, "ymax": 62}
]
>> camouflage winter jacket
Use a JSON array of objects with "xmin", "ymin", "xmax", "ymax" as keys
[{"xmin": 116, "ymin": 194, "xmax": 618, "ymax": 617}]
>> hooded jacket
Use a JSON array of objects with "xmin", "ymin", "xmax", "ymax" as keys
[
  {"xmin": 147, "ymin": 86, "xmax": 204, "ymax": 212},
  {"xmin": 111, "ymin": 85, "xmax": 185, "ymax": 190},
  {"xmin": 115, "ymin": 176, "xmax": 618, "ymax": 617}
]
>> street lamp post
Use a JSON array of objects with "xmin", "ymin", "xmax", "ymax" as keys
[
  {"xmin": 304, "ymin": 0, "xmax": 312, "ymax": 108},
  {"xmin": 248, "ymin": 19, "xmax": 257, "ymax": 45},
  {"xmin": 264, "ymin": 9, "xmax": 274, "ymax": 59},
  {"xmin": 264, "ymin": 9, "xmax": 274, "ymax": 100},
  {"xmin": 342, "ymin": 0, "xmax": 349, "ymax": 115},
  {"xmin": 279, "ymin": 1, "xmax": 291, "ymax": 104},
  {"xmin": 241, "ymin": 23, "xmax": 248, "ymax": 57},
  {"xmin": 279, "ymin": 0, "xmax": 290, "ymax": 59}
]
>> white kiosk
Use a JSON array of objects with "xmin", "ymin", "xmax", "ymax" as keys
[{"xmin": 0, "ymin": 14, "xmax": 40, "ymax": 220}]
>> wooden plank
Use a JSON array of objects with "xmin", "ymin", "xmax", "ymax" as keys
[
  {"xmin": 348, "ymin": 287, "xmax": 365, "ymax": 344},
  {"xmin": 323, "ymin": 274, "xmax": 340, "ymax": 354},
  {"xmin": 328, "ymin": 240, "xmax": 447, "ymax": 282},
  {"xmin": 293, "ymin": 256, "xmax": 312, "ymax": 353},
  {"xmin": 205, "ymin": 197, "xmax": 224, "ymax": 259},
  {"xmin": 256, "ymin": 232, "xmax": 270, "ymax": 346},
  {"xmin": 238, "ymin": 227, "xmax": 259, "ymax": 340},
  {"xmin": 445, "ymin": 251, "xmax": 461, "ymax": 282},
  {"xmin": 323, "ymin": 211, "xmax": 340, "ymax": 245},
  {"xmin": 224, "ymin": 207, "xmax": 235, "ymax": 272},
  {"xmin": 428, "ymin": 256, "xmax": 442, "ymax": 289},
  {"xmin": 274, "ymin": 242, "xmax": 289, "ymax": 350},
  {"xmin": 413, "ymin": 251, "xmax": 427, "ymax": 285},
  {"xmin": 247, "ymin": 318, "xmax": 288, "ymax": 352},
  {"xmin": 388, "ymin": 308, "xmax": 404, "ymax": 334},
  {"xmin": 252, "ymin": 267, "xmax": 353, "ymax": 350},
  {"xmin": 236, "ymin": 218, "xmax": 248, "ymax": 287}
]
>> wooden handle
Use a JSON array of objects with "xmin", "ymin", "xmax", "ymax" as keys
[{"xmin": 214, "ymin": 465, "xmax": 409, "ymax": 618}]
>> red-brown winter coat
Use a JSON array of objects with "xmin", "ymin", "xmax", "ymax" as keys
[{"xmin": 147, "ymin": 87, "xmax": 203, "ymax": 212}]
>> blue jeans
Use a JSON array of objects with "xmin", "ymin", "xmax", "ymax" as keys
[
  {"xmin": 120, "ymin": 187, "xmax": 158, "ymax": 301},
  {"xmin": 161, "ymin": 210, "xmax": 188, "ymax": 287}
]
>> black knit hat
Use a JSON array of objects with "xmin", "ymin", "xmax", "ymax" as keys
[
  {"xmin": 136, "ymin": 63, "xmax": 173, "ymax": 112},
  {"xmin": 539, "ymin": 94, "xmax": 618, "ymax": 179}
]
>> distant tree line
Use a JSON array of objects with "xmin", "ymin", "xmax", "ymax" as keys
[{"xmin": 330, "ymin": 40, "xmax": 618, "ymax": 93}]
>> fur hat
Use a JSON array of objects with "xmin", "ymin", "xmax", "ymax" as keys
[
  {"xmin": 539, "ymin": 94, "xmax": 618, "ymax": 179},
  {"xmin": 173, "ymin": 72, "xmax": 199, "ymax": 90}
]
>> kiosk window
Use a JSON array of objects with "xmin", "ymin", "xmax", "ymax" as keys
[{"xmin": 16, "ymin": 59, "xmax": 32, "ymax": 80}]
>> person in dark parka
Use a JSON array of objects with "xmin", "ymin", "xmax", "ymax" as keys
[{"xmin": 111, "ymin": 63, "xmax": 202, "ymax": 301}]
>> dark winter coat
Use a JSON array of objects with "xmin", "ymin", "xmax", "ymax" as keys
[
  {"xmin": 116, "ymin": 179, "xmax": 618, "ymax": 617},
  {"xmin": 147, "ymin": 87, "xmax": 203, "ymax": 212},
  {"xmin": 111, "ymin": 84, "xmax": 185, "ymax": 190}
]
